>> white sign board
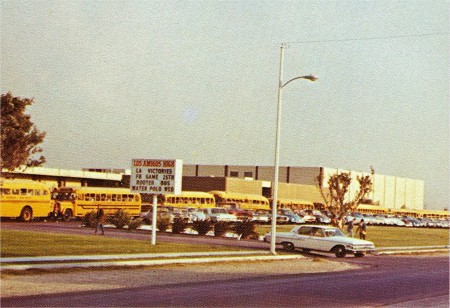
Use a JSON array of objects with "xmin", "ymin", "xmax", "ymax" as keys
[{"xmin": 130, "ymin": 159, "xmax": 182, "ymax": 195}]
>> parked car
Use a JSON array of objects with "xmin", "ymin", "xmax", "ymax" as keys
[
  {"xmin": 296, "ymin": 210, "xmax": 317, "ymax": 223},
  {"xmin": 202, "ymin": 208, "xmax": 238, "ymax": 223},
  {"xmin": 227, "ymin": 209, "xmax": 253, "ymax": 221},
  {"xmin": 313, "ymin": 213, "xmax": 331, "ymax": 224},
  {"xmin": 141, "ymin": 206, "xmax": 189, "ymax": 224},
  {"xmin": 279, "ymin": 209, "xmax": 305, "ymax": 224},
  {"xmin": 384, "ymin": 215, "xmax": 406, "ymax": 227},
  {"xmin": 186, "ymin": 208, "xmax": 207, "ymax": 222},
  {"xmin": 264, "ymin": 225, "xmax": 375, "ymax": 258},
  {"xmin": 251, "ymin": 210, "xmax": 271, "ymax": 224},
  {"xmin": 218, "ymin": 202, "xmax": 253, "ymax": 221}
]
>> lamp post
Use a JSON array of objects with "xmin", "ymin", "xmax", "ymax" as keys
[{"xmin": 270, "ymin": 43, "xmax": 318, "ymax": 255}]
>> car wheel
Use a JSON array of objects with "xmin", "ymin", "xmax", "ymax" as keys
[
  {"xmin": 354, "ymin": 252, "xmax": 365, "ymax": 258},
  {"xmin": 333, "ymin": 245, "xmax": 347, "ymax": 258},
  {"xmin": 20, "ymin": 207, "xmax": 33, "ymax": 222},
  {"xmin": 63, "ymin": 209, "xmax": 73, "ymax": 221},
  {"xmin": 282, "ymin": 242, "xmax": 295, "ymax": 252}
]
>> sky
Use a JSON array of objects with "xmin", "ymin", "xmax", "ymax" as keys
[{"xmin": 1, "ymin": 1, "xmax": 448, "ymax": 210}]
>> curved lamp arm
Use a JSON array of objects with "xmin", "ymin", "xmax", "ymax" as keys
[{"xmin": 281, "ymin": 74, "xmax": 319, "ymax": 88}]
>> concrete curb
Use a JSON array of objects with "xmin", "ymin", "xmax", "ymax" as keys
[
  {"xmin": 1, "ymin": 253, "xmax": 303, "ymax": 271},
  {"xmin": 374, "ymin": 245, "xmax": 449, "ymax": 255},
  {"xmin": 1, "ymin": 250, "xmax": 269, "ymax": 263}
]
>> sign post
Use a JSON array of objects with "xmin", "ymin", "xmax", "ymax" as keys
[{"xmin": 130, "ymin": 159, "xmax": 182, "ymax": 245}]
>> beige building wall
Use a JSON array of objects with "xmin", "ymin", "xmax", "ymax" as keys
[
  {"xmin": 198, "ymin": 165, "xmax": 226, "ymax": 177},
  {"xmin": 255, "ymin": 166, "xmax": 274, "ymax": 181},
  {"xmin": 225, "ymin": 178, "xmax": 263, "ymax": 195},
  {"xmin": 182, "ymin": 165, "xmax": 197, "ymax": 176},
  {"xmin": 383, "ymin": 176, "xmax": 396, "ymax": 209},
  {"xmin": 289, "ymin": 167, "xmax": 321, "ymax": 185},
  {"xmin": 278, "ymin": 183, "xmax": 323, "ymax": 203},
  {"xmin": 372, "ymin": 174, "xmax": 385, "ymax": 205},
  {"xmin": 395, "ymin": 177, "xmax": 406, "ymax": 209}
]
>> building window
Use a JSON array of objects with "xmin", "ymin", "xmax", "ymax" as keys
[
  {"xmin": 244, "ymin": 172, "xmax": 253, "ymax": 178},
  {"xmin": 230, "ymin": 171, "xmax": 239, "ymax": 177}
]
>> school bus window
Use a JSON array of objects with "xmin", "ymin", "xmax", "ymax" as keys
[
  {"xmin": 106, "ymin": 194, "xmax": 111, "ymax": 201},
  {"xmin": 128, "ymin": 194, "xmax": 134, "ymax": 201},
  {"xmin": 2, "ymin": 188, "xmax": 10, "ymax": 195},
  {"xmin": 134, "ymin": 195, "xmax": 139, "ymax": 201},
  {"xmin": 78, "ymin": 194, "xmax": 83, "ymax": 200},
  {"xmin": 100, "ymin": 194, "xmax": 105, "ymax": 201},
  {"xmin": 95, "ymin": 194, "xmax": 100, "ymax": 201}
]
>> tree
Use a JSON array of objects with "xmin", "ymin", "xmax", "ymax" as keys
[
  {"xmin": 1, "ymin": 92, "xmax": 46, "ymax": 170},
  {"xmin": 317, "ymin": 167, "xmax": 374, "ymax": 216}
]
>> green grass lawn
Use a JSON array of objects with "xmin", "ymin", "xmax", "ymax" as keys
[
  {"xmin": 256, "ymin": 224, "xmax": 449, "ymax": 247},
  {"xmin": 2, "ymin": 225, "xmax": 448, "ymax": 258},
  {"xmin": 0, "ymin": 230, "xmax": 244, "ymax": 257}
]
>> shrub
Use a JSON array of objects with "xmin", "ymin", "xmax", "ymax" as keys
[
  {"xmin": 233, "ymin": 220, "xmax": 259, "ymax": 239},
  {"xmin": 171, "ymin": 217, "xmax": 188, "ymax": 234},
  {"xmin": 157, "ymin": 217, "xmax": 171, "ymax": 232},
  {"xmin": 192, "ymin": 219, "xmax": 212, "ymax": 236},
  {"xmin": 128, "ymin": 217, "xmax": 144, "ymax": 231},
  {"xmin": 213, "ymin": 221, "xmax": 230, "ymax": 237},
  {"xmin": 81, "ymin": 211, "xmax": 97, "ymax": 228},
  {"xmin": 109, "ymin": 210, "xmax": 131, "ymax": 229}
]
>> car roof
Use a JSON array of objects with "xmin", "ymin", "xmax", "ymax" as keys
[{"xmin": 299, "ymin": 225, "xmax": 336, "ymax": 229}]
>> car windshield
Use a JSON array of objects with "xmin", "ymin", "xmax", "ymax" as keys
[
  {"xmin": 324, "ymin": 228, "xmax": 346, "ymax": 237},
  {"xmin": 212, "ymin": 208, "xmax": 227, "ymax": 214}
]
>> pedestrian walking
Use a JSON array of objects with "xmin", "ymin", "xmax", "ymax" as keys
[
  {"xmin": 331, "ymin": 215, "xmax": 338, "ymax": 227},
  {"xmin": 347, "ymin": 218, "xmax": 356, "ymax": 237},
  {"xmin": 337, "ymin": 216, "xmax": 345, "ymax": 231},
  {"xmin": 94, "ymin": 205, "xmax": 105, "ymax": 235},
  {"xmin": 356, "ymin": 219, "xmax": 367, "ymax": 240}
]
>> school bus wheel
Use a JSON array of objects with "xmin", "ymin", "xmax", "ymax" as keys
[
  {"xmin": 63, "ymin": 209, "xmax": 73, "ymax": 221},
  {"xmin": 20, "ymin": 207, "xmax": 33, "ymax": 222}
]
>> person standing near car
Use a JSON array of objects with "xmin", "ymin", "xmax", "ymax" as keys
[
  {"xmin": 356, "ymin": 219, "xmax": 367, "ymax": 240},
  {"xmin": 347, "ymin": 218, "xmax": 356, "ymax": 237},
  {"xmin": 94, "ymin": 205, "xmax": 105, "ymax": 235}
]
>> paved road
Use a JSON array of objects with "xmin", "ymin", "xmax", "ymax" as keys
[{"xmin": 2, "ymin": 255, "xmax": 448, "ymax": 307}]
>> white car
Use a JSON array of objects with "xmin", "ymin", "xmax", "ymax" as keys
[
  {"xmin": 264, "ymin": 225, "xmax": 375, "ymax": 258},
  {"xmin": 202, "ymin": 208, "xmax": 238, "ymax": 223},
  {"xmin": 186, "ymin": 208, "xmax": 207, "ymax": 222}
]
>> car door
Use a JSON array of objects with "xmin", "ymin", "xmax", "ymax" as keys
[
  {"xmin": 300, "ymin": 227, "xmax": 334, "ymax": 251},
  {"xmin": 293, "ymin": 226, "xmax": 314, "ymax": 248}
]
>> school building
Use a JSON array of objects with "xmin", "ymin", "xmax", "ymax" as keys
[{"xmin": 2, "ymin": 164, "xmax": 425, "ymax": 211}]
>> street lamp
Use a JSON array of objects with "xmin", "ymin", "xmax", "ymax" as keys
[{"xmin": 270, "ymin": 43, "xmax": 318, "ymax": 255}]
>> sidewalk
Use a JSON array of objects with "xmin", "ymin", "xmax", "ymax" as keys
[
  {"xmin": 0, "ymin": 251, "xmax": 305, "ymax": 271},
  {"xmin": 1, "ymin": 246, "xmax": 448, "ymax": 271}
]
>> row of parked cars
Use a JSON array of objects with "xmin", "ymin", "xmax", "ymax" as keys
[
  {"xmin": 141, "ymin": 206, "xmax": 334, "ymax": 225},
  {"xmin": 142, "ymin": 206, "xmax": 450, "ymax": 229},
  {"xmin": 346, "ymin": 212, "xmax": 450, "ymax": 228}
]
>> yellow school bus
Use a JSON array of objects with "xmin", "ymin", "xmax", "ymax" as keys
[
  {"xmin": 52, "ymin": 186, "xmax": 142, "ymax": 220},
  {"xmin": 155, "ymin": 191, "xmax": 216, "ymax": 209},
  {"xmin": 273, "ymin": 198, "xmax": 315, "ymax": 211},
  {"xmin": 209, "ymin": 191, "xmax": 271, "ymax": 211},
  {"xmin": 0, "ymin": 179, "xmax": 53, "ymax": 222}
]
